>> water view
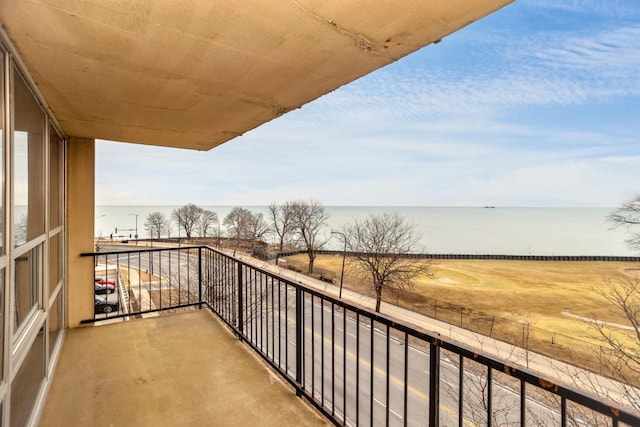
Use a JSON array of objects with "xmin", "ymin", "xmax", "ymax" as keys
[{"xmin": 95, "ymin": 205, "xmax": 636, "ymax": 256}]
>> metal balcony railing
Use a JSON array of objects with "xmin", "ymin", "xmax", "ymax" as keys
[{"xmin": 83, "ymin": 246, "xmax": 640, "ymax": 426}]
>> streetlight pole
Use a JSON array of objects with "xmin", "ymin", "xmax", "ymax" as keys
[
  {"xmin": 331, "ymin": 231, "xmax": 347, "ymax": 299},
  {"xmin": 216, "ymin": 218, "xmax": 221, "ymax": 248},
  {"xmin": 129, "ymin": 213, "xmax": 139, "ymax": 245}
]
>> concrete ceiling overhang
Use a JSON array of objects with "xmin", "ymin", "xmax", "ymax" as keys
[{"xmin": 0, "ymin": 0, "xmax": 513, "ymax": 151}]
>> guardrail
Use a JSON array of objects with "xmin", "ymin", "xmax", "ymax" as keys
[
  {"xmin": 85, "ymin": 246, "xmax": 204, "ymax": 322},
  {"xmin": 83, "ymin": 246, "xmax": 640, "ymax": 426}
]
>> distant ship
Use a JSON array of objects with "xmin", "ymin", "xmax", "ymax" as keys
[{"xmin": 483, "ymin": 206, "xmax": 496, "ymax": 208}]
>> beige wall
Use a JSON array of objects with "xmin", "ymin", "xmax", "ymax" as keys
[{"xmin": 66, "ymin": 137, "xmax": 95, "ymax": 327}]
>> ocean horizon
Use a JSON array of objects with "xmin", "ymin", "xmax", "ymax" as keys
[{"xmin": 94, "ymin": 205, "xmax": 638, "ymax": 257}]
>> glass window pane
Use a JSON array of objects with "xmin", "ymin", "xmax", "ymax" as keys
[
  {"xmin": 0, "ymin": 49, "xmax": 4, "ymax": 254},
  {"xmin": 10, "ymin": 327, "xmax": 44, "ymax": 427},
  {"xmin": 48, "ymin": 232, "xmax": 63, "ymax": 298},
  {"xmin": 49, "ymin": 125, "xmax": 63, "ymax": 229},
  {"xmin": 14, "ymin": 244, "xmax": 43, "ymax": 332},
  {"xmin": 0, "ymin": 269, "xmax": 4, "ymax": 380},
  {"xmin": 13, "ymin": 69, "xmax": 45, "ymax": 248},
  {"xmin": 48, "ymin": 291, "xmax": 63, "ymax": 360}
]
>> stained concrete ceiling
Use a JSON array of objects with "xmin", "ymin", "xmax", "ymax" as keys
[{"xmin": 0, "ymin": 0, "xmax": 513, "ymax": 150}]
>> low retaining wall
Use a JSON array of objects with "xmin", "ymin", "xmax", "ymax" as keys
[{"xmin": 270, "ymin": 249, "xmax": 640, "ymax": 262}]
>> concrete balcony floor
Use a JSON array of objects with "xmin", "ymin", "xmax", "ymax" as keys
[{"xmin": 40, "ymin": 310, "xmax": 327, "ymax": 426}]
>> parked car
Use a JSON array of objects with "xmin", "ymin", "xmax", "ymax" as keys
[
  {"xmin": 95, "ymin": 278, "xmax": 116, "ymax": 285},
  {"xmin": 95, "ymin": 294, "xmax": 119, "ymax": 314},
  {"xmin": 94, "ymin": 282, "xmax": 115, "ymax": 294}
]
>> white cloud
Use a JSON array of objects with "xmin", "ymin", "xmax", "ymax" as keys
[{"xmin": 527, "ymin": 0, "xmax": 640, "ymax": 18}]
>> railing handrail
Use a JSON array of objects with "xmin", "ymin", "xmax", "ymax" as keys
[
  {"xmin": 219, "ymin": 248, "xmax": 640, "ymax": 423},
  {"xmin": 85, "ymin": 245, "xmax": 640, "ymax": 425},
  {"xmin": 82, "ymin": 245, "xmax": 206, "ymax": 257}
]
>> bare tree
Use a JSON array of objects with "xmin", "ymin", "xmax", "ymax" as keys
[
  {"xmin": 291, "ymin": 199, "xmax": 329, "ymax": 274},
  {"xmin": 172, "ymin": 203, "xmax": 204, "ymax": 239},
  {"xmin": 268, "ymin": 201, "xmax": 295, "ymax": 251},
  {"xmin": 587, "ymin": 275, "xmax": 640, "ymax": 408},
  {"xmin": 246, "ymin": 212, "xmax": 271, "ymax": 255},
  {"xmin": 145, "ymin": 211, "xmax": 169, "ymax": 239},
  {"xmin": 553, "ymin": 194, "xmax": 640, "ymax": 414},
  {"xmin": 341, "ymin": 212, "xmax": 430, "ymax": 313},
  {"xmin": 224, "ymin": 207, "xmax": 253, "ymax": 255},
  {"xmin": 198, "ymin": 209, "xmax": 218, "ymax": 238},
  {"xmin": 608, "ymin": 194, "xmax": 640, "ymax": 251}
]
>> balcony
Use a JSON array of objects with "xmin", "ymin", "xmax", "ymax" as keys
[
  {"xmin": 41, "ymin": 246, "xmax": 640, "ymax": 426},
  {"xmin": 39, "ymin": 310, "xmax": 326, "ymax": 426}
]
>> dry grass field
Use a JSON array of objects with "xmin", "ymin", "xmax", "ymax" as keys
[{"xmin": 285, "ymin": 254, "xmax": 640, "ymax": 376}]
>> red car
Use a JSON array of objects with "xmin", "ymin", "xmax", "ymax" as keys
[{"xmin": 95, "ymin": 278, "xmax": 116, "ymax": 285}]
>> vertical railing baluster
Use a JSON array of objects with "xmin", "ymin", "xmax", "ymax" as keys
[
  {"xmin": 251, "ymin": 269, "xmax": 256, "ymax": 344},
  {"xmin": 356, "ymin": 312, "xmax": 360, "ymax": 427},
  {"xmin": 256, "ymin": 270, "xmax": 260, "ymax": 347},
  {"xmin": 228, "ymin": 258, "xmax": 232, "ymax": 324},
  {"xmin": 331, "ymin": 302, "xmax": 335, "ymax": 416},
  {"xmin": 285, "ymin": 283, "xmax": 289, "ymax": 375},
  {"xmin": 177, "ymin": 249, "xmax": 181, "ymax": 308},
  {"xmin": 520, "ymin": 380, "xmax": 526, "ymax": 427},
  {"xmin": 370, "ymin": 318, "xmax": 374, "ymax": 427},
  {"xmin": 271, "ymin": 277, "xmax": 275, "ymax": 360},
  {"xmin": 321, "ymin": 298, "xmax": 325, "ymax": 406},
  {"xmin": 198, "ymin": 247, "xmax": 202, "ymax": 308},
  {"xmin": 487, "ymin": 368, "xmax": 492, "ymax": 427},
  {"xmin": 186, "ymin": 249, "xmax": 190, "ymax": 303},
  {"xmin": 429, "ymin": 341, "xmax": 440, "ymax": 427},
  {"xmin": 561, "ymin": 396, "xmax": 567, "ymax": 427},
  {"xmin": 311, "ymin": 295, "xmax": 315, "ymax": 395},
  {"xmin": 278, "ymin": 280, "xmax": 282, "ymax": 370},
  {"xmin": 403, "ymin": 332, "xmax": 408, "ymax": 427},
  {"xmin": 159, "ymin": 251, "xmax": 164, "ymax": 307},
  {"xmin": 237, "ymin": 262, "xmax": 243, "ymax": 337},
  {"xmin": 385, "ymin": 325, "xmax": 390, "ymax": 427},
  {"xmin": 295, "ymin": 286, "xmax": 303, "ymax": 397},
  {"xmin": 168, "ymin": 250, "xmax": 173, "ymax": 310},
  {"xmin": 260, "ymin": 272, "xmax": 264, "ymax": 353},
  {"xmin": 459, "ymin": 355, "xmax": 464, "ymax": 427},
  {"xmin": 302, "ymin": 291, "xmax": 306, "ymax": 391},
  {"xmin": 343, "ymin": 306, "xmax": 347, "ymax": 424}
]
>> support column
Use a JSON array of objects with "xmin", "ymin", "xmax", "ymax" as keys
[{"xmin": 66, "ymin": 137, "xmax": 95, "ymax": 327}]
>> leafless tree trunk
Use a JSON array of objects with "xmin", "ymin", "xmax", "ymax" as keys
[
  {"xmin": 268, "ymin": 201, "xmax": 295, "ymax": 251},
  {"xmin": 291, "ymin": 199, "xmax": 329, "ymax": 274},
  {"xmin": 172, "ymin": 203, "xmax": 204, "ymax": 239},
  {"xmin": 246, "ymin": 212, "xmax": 271, "ymax": 255},
  {"xmin": 198, "ymin": 209, "xmax": 218, "ymax": 238},
  {"xmin": 341, "ymin": 212, "xmax": 431, "ymax": 313},
  {"xmin": 145, "ymin": 211, "xmax": 169, "ymax": 239},
  {"xmin": 585, "ymin": 274, "xmax": 640, "ymax": 408},
  {"xmin": 224, "ymin": 207, "xmax": 252, "ymax": 256}
]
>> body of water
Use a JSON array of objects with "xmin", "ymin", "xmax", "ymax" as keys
[{"xmin": 94, "ymin": 206, "xmax": 637, "ymax": 256}]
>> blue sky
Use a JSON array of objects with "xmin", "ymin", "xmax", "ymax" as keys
[{"xmin": 96, "ymin": 0, "xmax": 640, "ymax": 207}]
